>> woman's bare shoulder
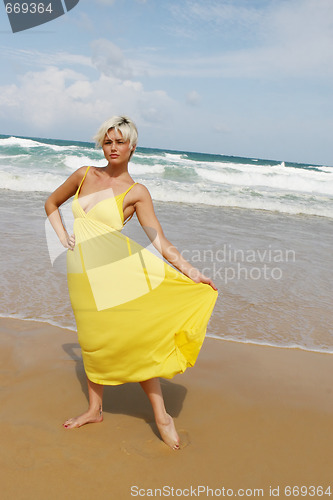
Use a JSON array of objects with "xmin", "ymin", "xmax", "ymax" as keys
[
  {"xmin": 88, "ymin": 165, "xmax": 104, "ymax": 175},
  {"xmin": 130, "ymin": 183, "xmax": 156, "ymax": 218},
  {"xmin": 132, "ymin": 182, "xmax": 152, "ymax": 200},
  {"xmin": 74, "ymin": 165, "xmax": 102, "ymax": 184},
  {"xmin": 45, "ymin": 166, "xmax": 90, "ymax": 209},
  {"xmin": 73, "ymin": 165, "xmax": 90, "ymax": 181}
]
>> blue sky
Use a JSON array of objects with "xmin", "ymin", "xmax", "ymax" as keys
[{"xmin": 0, "ymin": 0, "xmax": 332, "ymax": 165}]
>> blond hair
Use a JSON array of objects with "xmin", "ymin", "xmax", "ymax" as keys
[{"xmin": 93, "ymin": 116, "xmax": 138, "ymax": 152}]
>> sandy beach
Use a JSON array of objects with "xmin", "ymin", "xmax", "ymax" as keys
[{"xmin": 1, "ymin": 317, "xmax": 332, "ymax": 499}]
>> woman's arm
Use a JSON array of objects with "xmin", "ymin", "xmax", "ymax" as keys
[
  {"xmin": 44, "ymin": 166, "xmax": 86, "ymax": 250},
  {"xmin": 134, "ymin": 185, "xmax": 218, "ymax": 290}
]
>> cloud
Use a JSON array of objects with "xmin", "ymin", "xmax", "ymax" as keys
[
  {"xmin": 213, "ymin": 123, "xmax": 230, "ymax": 134},
  {"xmin": 93, "ymin": 0, "xmax": 146, "ymax": 4},
  {"xmin": 0, "ymin": 46, "xmax": 93, "ymax": 71},
  {"xmin": 81, "ymin": 0, "xmax": 333, "ymax": 83},
  {"xmin": 0, "ymin": 65, "xmax": 176, "ymax": 139},
  {"xmin": 168, "ymin": 0, "xmax": 262, "ymax": 39},
  {"xmin": 91, "ymin": 38, "xmax": 134, "ymax": 80},
  {"xmin": 9, "ymin": 0, "xmax": 333, "ymax": 86},
  {"xmin": 0, "ymin": 58, "xmax": 223, "ymax": 153},
  {"xmin": 0, "ymin": 67, "xmax": 91, "ymax": 128},
  {"xmin": 186, "ymin": 90, "xmax": 200, "ymax": 106},
  {"xmin": 163, "ymin": 0, "xmax": 333, "ymax": 79},
  {"xmin": 94, "ymin": 0, "xmax": 116, "ymax": 5}
]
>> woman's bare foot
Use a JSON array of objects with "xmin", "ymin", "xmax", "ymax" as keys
[
  {"xmin": 156, "ymin": 413, "xmax": 180, "ymax": 450},
  {"xmin": 63, "ymin": 407, "xmax": 103, "ymax": 429}
]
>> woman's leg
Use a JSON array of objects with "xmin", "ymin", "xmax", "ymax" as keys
[
  {"xmin": 140, "ymin": 378, "xmax": 180, "ymax": 450},
  {"xmin": 63, "ymin": 376, "xmax": 104, "ymax": 429}
]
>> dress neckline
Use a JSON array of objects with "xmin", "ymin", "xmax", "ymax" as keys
[
  {"xmin": 75, "ymin": 166, "xmax": 137, "ymax": 216},
  {"xmin": 76, "ymin": 191, "xmax": 136, "ymax": 216}
]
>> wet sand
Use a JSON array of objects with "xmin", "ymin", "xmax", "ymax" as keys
[{"xmin": 1, "ymin": 317, "xmax": 332, "ymax": 499}]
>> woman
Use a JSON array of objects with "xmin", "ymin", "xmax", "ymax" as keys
[{"xmin": 45, "ymin": 116, "xmax": 218, "ymax": 450}]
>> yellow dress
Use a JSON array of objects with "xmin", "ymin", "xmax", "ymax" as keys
[{"xmin": 67, "ymin": 166, "xmax": 218, "ymax": 385}]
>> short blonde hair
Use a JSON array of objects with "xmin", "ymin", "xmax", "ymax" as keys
[{"xmin": 93, "ymin": 115, "xmax": 138, "ymax": 150}]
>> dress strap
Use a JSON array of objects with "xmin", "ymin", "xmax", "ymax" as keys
[
  {"xmin": 122, "ymin": 182, "xmax": 138, "ymax": 226},
  {"xmin": 76, "ymin": 166, "xmax": 91, "ymax": 197},
  {"xmin": 122, "ymin": 182, "xmax": 138, "ymax": 197}
]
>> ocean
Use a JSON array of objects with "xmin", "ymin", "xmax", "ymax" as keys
[{"xmin": 1, "ymin": 135, "xmax": 332, "ymax": 353}]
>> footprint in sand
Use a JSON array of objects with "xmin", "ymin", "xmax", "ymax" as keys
[{"xmin": 121, "ymin": 430, "xmax": 190, "ymax": 458}]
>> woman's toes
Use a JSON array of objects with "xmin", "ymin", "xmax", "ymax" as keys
[
  {"xmin": 157, "ymin": 414, "xmax": 180, "ymax": 450},
  {"xmin": 63, "ymin": 410, "xmax": 103, "ymax": 430}
]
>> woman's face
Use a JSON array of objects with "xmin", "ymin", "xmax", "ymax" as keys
[{"xmin": 102, "ymin": 128, "xmax": 134, "ymax": 165}]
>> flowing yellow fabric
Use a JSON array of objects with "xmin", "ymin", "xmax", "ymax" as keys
[{"xmin": 67, "ymin": 166, "xmax": 218, "ymax": 385}]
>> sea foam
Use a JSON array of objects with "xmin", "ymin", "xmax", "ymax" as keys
[{"xmin": 0, "ymin": 135, "xmax": 332, "ymax": 218}]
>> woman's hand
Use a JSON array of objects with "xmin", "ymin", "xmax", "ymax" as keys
[
  {"xmin": 189, "ymin": 270, "xmax": 218, "ymax": 291},
  {"xmin": 61, "ymin": 233, "xmax": 75, "ymax": 251}
]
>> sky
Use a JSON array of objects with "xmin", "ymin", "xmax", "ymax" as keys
[{"xmin": 0, "ymin": 0, "xmax": 332, "ymax": 165}]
